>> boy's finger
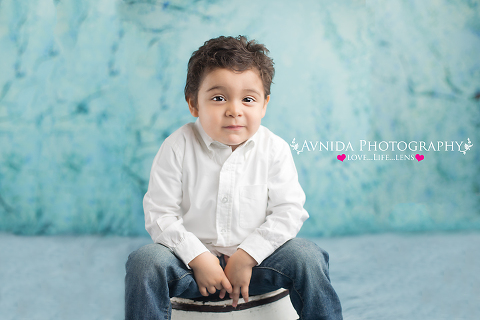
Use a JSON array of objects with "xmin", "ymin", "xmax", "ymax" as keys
[
  {"xmin": 241, "ymin": 286, "xmax": 249, "ymax": 303},
  {"xmin": 199, "ymin": 287, "xmax": 208, "ymax": 296},
  {"xmin": 231, "ymin": 295, "xmax": 239, "ymax": 308},
  {"xmin": 221, "ymin": 277, "xmax": 233, "ymax": 293},
  {"xmin": 231, "ymin": 287, "xmax": 241, "ymax": 307},
  {"xmin": 219, "ymin": 288, "xmax": 226, "ymax": 299},
  {"xmin": 208, "ymin": 286, "xmax": 216, "ymax": 294}
]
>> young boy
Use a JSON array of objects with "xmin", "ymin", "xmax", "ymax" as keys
[{"xmin": 125, "ymin": 35, "xmax": 343, "ymax": 320}]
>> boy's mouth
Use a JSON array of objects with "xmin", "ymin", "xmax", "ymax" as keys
[{"xmin": 224, "ymin": 125, "xmax": 244, "ymax": 130}]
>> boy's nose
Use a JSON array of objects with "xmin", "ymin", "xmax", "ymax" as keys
[{"xmin": 225, "ymin": 102, "xmax": 242, "ymax": 117}]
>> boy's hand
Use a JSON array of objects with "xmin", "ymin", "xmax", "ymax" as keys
[
  {"xmin": 224, "ymin": 249, "xmax": 257, "ymax": 307},
  {"xmin": 188, "ymin": 252, "xmax": 232, "ymax": 298}
]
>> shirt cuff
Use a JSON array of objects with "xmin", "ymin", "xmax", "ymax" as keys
[
  {"xmin": 173, "ymin": 234, "xmax": 209, "ymax": 269},
  {"xmin": 237, "ymin": 232, "xmax": 276, "ymax": 265}
]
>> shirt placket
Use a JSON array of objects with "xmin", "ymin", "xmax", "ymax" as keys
[{"xmin": 215, "ymin": 152, "xmax": 238, "ymax": 247}]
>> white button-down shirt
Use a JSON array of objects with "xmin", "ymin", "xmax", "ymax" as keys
[{"xmin": 144, "ymin": 119, "xmax": 309, "ymax": 267}]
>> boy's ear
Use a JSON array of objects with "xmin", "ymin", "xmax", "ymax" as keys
[
  {"xmin": 187, "ymin": 97, "xmax": 199, "ymax": 117},
  {"xmin": 261, "ymin": 95, "xmax": 270, "ymax": 118}
]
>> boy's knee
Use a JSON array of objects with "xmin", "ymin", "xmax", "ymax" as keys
[
  {"xmin": 283, "ymin": 238, "xmax": 330, "ymax": 269},
  {"xmin": 126, "ymin": 243, "xmax": 172, "ymax": 278}
]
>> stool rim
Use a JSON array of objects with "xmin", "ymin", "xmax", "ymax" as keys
[{"xmin": 171, "ymin": 288, "xmax": 289, "ymax": 313}]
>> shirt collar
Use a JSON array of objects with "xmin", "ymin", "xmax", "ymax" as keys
[
  {"xmin": 194, "ymin": 118, "xmax": 258, "ymax": 153},
  {"xmin": 194, "ymin": 118, "xmax": 216, "ymax": 151}
]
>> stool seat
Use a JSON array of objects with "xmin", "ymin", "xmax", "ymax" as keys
[{"xmin": 171, "ymin": 288, "xmax": 298, "ymax": 319}]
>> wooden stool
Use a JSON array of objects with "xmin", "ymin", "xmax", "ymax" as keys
[{"xmin": 171, "ymin": 288, "xmax": 298, "ymax": 319}]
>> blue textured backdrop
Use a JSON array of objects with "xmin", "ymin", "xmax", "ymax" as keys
[{"xmin": 0, "ymin": 0, "xmax": 479, "ymax": 237}]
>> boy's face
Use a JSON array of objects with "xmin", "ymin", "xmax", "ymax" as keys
[{"xmin": 188, "ymin": 68, "xmax": 270, "ymax": 151}]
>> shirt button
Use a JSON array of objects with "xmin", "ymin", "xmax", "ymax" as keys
[{"xmin": 222, "ymin": 196, "xmax": 228, "ymax": 203}]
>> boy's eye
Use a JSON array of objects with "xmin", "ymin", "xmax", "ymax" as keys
[
  {"xmin": 243, "ymin": 97, "xmax": 255, "ymax": 103},
  {"xmin": 212, "ymin": 96, "xmax": 225, "ymax": 102}
]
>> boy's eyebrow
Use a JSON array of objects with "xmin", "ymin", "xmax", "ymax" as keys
[
  {"xmin": 243, "ymin": 88, "xmax": 262, "ymax": 96},
  {"xmin": 206, "ymin": 85, "xmax": 226, "ymax": 92},
  {"xmin": 206, "ymin": 86, "xmax": 262, "ymax": 96}
]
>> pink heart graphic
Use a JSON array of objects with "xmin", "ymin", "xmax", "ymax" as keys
[
  {"xmin": 337, "ymin": 154, "xmax": 346, "ymax": 162},
  {"xmin": 415, "ymin": 154, "xmax": 424, "ymax": 162}
]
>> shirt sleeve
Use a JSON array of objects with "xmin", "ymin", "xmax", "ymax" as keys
[
  {"xmin": 238, "ymin": 139, "xmax": 309, "ymax": 265},
  {"xmin": 144, "ymin": 139, "xmax": 209, "ymax": 268}
]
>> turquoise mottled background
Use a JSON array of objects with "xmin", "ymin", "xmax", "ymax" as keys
[{"xmin": 0, "ymin": 0, "xmax": 479, "ymax": 237}]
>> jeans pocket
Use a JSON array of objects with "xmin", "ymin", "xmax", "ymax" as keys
[{"xmin": 239, "ymin": 184, "xmax": 268, "ymax": 229}]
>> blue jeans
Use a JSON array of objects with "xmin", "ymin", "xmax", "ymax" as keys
[{"xmin": 125, "ymin": 238, "xmax": 343, "ymax": 320}]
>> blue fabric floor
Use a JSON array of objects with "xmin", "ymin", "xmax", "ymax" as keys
[{"xmin": 1, "ymin": 231, "xmax": 478, "ymax": 320}]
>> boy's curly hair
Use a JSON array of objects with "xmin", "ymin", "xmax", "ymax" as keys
[{"xmin": 184, "ymin": 35, "xmax": 275, "ymax": 107}]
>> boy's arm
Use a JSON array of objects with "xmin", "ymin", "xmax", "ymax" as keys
[
  {"xmin": 238, "ymin": 139, "xmax": 309, "ymax": 265},
  {"xmin": 144, "ymin": 140, "xmax": 208, "ymax": 268}
]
